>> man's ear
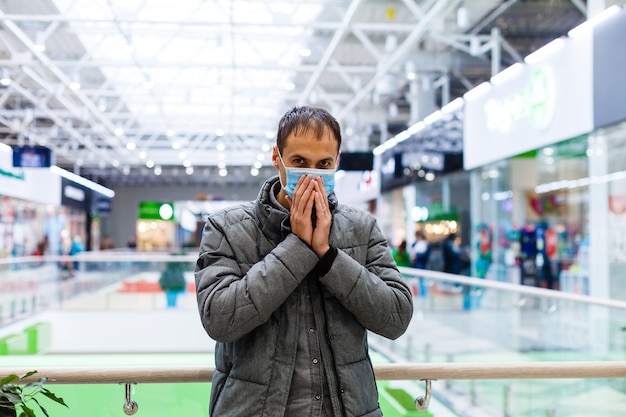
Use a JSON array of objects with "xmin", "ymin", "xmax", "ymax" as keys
[{"xmin": 272, "ymin": 146, "xmax": 280, "ymax": 169}]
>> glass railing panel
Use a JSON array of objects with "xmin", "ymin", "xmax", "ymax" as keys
[
  {"xmin": 0, "ymin": 253, "xmax": 199, "ymax": 324},
  {"xmin": 367, "ymin": 268, "xmax": 626, "ymax": 417}
]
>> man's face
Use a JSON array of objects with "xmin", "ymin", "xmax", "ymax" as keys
[{"xmin": 272, "ymin": 126, "xmax": 340, "ymax": 188}]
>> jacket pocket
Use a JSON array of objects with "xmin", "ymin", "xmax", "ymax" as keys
[{"xmin": 210, "ymin": 374, "xmax": 268, "ymax": 416}]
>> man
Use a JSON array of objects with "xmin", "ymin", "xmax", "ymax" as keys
[{"xmin": 195, "ymin": 106, "xmax": 413, "ymax": 417}]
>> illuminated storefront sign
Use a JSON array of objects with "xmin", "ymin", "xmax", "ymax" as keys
[
  {"xmin": 139, "ymin": 201, "xmax": 175, "ymax": 221},
  {"xmin": 464, "ymin": 30, "xmax": 593, "ymax": 170},
  {"xmin": 484, "ymin": 68, "xmax": 556, "ymax": 133}
]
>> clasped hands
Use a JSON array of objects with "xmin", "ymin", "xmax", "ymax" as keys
[{"xmin": 286, "ymin": 174, "xmax": 332, "ymax": 258}]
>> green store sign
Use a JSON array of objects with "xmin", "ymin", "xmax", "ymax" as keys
[
  {"xmin": 138, "ymin": 201, "xmax": 175, "ymax": 221},
  {"xmin": 484, "ymin": 67, "xmax": 556, "ymax": 134}
]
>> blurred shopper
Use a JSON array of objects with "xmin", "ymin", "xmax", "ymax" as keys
[
  {"xmin": 126, "ymin": 236, "xmax": 137, "ymax": 250},
  {"xmin": 392, "ymin": 240, "xmax": 412, "ymax": 267},
  {"xmin": 100, "ymin": 235, "xmax": 115, "ymax": 250},
  {"xmin": 442, "ymin": 232, "xmax": 461, "ymax": 275},
  {"xmin": 411, "ymin": 230, "xmax": 430, "ymax": 269},
  {"xmin": 411, "ymin": 231, "xmax": 431, "ymax": 297},
  {"xmin": 68, "ymin": 235, "xmax": 84, "ymax": 276},
  {"xmin": 195, "ymin": 105, "xmax": 413, "ymax": 417}
]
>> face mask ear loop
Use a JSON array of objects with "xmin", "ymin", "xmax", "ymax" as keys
[{"xmin": 277, "ymin": 151, "xmax": 288, "ymax": 190}]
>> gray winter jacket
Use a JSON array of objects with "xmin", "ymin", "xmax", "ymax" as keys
[{"xmin": 195, "ymin": 176, "xmax": 413, "ymax": 417}]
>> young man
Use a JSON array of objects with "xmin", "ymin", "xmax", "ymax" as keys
[{"xmin": 195, "ymin": 106, "xmax": 414, "ymax": 417}]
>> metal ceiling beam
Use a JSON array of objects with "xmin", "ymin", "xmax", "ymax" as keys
[
  {"xmin": 297, "ymin": 0, "xmax": 364, "ymax": 105},
  {"xmin": 336, "ymin": 0, "xmax": 461, "ymax": 122}
]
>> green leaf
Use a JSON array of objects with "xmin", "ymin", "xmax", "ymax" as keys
[
  {"xmin": 0, "ymin": 376, "xmax": 18, "ymax": 387},
  {"xmin": 31, "ymin": 398, "xmax": 49, "ymax": 417},
  {"xmin": 1, "ymin": 393, "xmax": 22, "ymax": 406},
  {"xmin": 23, "ymin": 377, "xmax": 46, "ymax": 390},
  {"xmin": 40, "ymin": 390, "xmax": 67, "ymax": 407},
  {"xmin": 17, "ymin": 373, "xmax": 37, "ymax": 381},
  {"xmin": 16, "ymin": 404, "xmax": 34, "ymax": 417}
]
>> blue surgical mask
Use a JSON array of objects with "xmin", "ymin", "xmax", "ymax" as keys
[{"xmin": 278, "ymin": 152, "xmax": 336, "ymax": 198}]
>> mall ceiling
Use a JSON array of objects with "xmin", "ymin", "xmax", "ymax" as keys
[{"xmin": 0, "ymin": 0, "xmax": 587, "ymax": 187}]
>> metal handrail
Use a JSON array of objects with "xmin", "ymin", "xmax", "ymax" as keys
[
  {"xmin": 398, "ymin": 266, "xmax": 626, "ymax": 310},
  {"xmin": 3, "ymin": 361, "xmax": 626, "ymax": 384}
]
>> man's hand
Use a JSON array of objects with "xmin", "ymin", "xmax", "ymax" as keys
[
  {"xmin": 311, "ymin": 176, "xmax": 331, "ymax": 258},
  {"xmin": 288, "ymin": 174, "xmax": 315, "ymax": 246},
  {"xmin": 288, "ymin": 175, "xmax": 332, "ymax": 258}
]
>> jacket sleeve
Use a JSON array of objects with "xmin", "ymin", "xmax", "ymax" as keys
[
  {"xmin": 194, "ymin": 213, "xmax": 319, "ymax": 343},
  {"xmin": 319, "ymin": 218, "xmax": 414, "ymax": 340}
]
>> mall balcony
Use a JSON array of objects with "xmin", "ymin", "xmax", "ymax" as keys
[{"xmin": 1, "ymin": 251, "xmax": 625, "ymax": 417}]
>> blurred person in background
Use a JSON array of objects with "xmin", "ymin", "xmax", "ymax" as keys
[
  {"xmin": 392, "ymin": 240, "xmax": 412, "ymax": 267},
  {"xmin": 411, "ymin": 230, "xmax": 430, "ymax": 270}
]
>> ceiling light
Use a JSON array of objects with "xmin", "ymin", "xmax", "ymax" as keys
[
  {"xmin": 114, "ymin": 127, "xmax": 124, "ymax": 136},
  {"xmin": 97, "ymin": 98, "xmax": 106, "ymax": 112},
  {"xmin": 442, "ymin": 97, "xmax": 464, "ymax": 114},
  {"xmin": 219, "ymin": 168, "xmax": 228, "ymax": 177},
  {"xmin": 171, "ymin": 141, "xmax": 181, "ymax": 149},
  {"xmin": 299, "ymin": 48, "xmax": 311, "ymax": 57},
  {"xmin": 216, "ymin": 143, "xmax": 225, "ymax": 151},
  {"xmin": 0, "ymin": 69, "xmax": 10, "ymax": 86},
  {"xmin": 183, "ymin": 160, "xmax": 191, "ymax": 167},
  {"xmin": 69, "ymin": 73, "xmax": 81, "ymax": 90},
  {"xmin": 251, "ymin": 168, "xmax": 259, "ymax": 176},
  {"xmin": 186, "ymin": 167, "xmax": 194, "ymax": 175},
  {"xmin": 524, "ymin": 38, "xmax": 566, "ymax": 65},
  {"xmin": 405, "ymin": 61, "xmax": 416, "ymax": 80},
  {"xmin": 216, "ymin": 129, "xmax": 224, "ymax": 137},
  {"xmin": 261, "ymin": 143, "xmax": 271, "ymax": 152},
  {"xmin": 166, "ymin": 129, "xmax": 175, "ymax": 137},
  {"xmin": 178, "ymin": 152, "xmax": 186, "ymax": 159},
  {"xmin": 146, "ymin": 160, "xmax": 154, "ymax": 168},
  {"xmin": 154, "ymin": 166, "xmax": 162, "ymax": 176},
  {"xmin": 568, "ymin": 5, "xmax": 621, "ymax": 38},
  {"xmin": 457, "ymin": 5, "xmax": 470, "ymax": 30},
  {"xmin": 34, "ymin": 32, "xmax": 46, "ymax": 52},
  {"xmin": 463, "ymin": 81, "xmax": 492, "ymax": 101},
  {"xmin": 285, "ymin": 82, "xmax": 295, "ymax": 91},
  {"xmin": 139, "ymin": 151, "xmax": 147, "ymax": 159}
]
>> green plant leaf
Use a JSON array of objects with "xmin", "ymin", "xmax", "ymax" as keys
[
  {"xmin": 40, "ymin": 390, "xmax": 67, "ymax": 407},
  {"xmin": 31, "ymin": 398, "xmax": 49, "ymax": 417},
  {"xmin": 1, "ymin": 371, "xmax": 66, "ymax": 417},
  {"xmin": 0, "ymin": 376, "xmax": 18, "ymax": 387},
  {"xmin": 17, "ymin": 373, "xmax": 37, "ymax": 381},
  {"xmin": 1, "ymin": 393, "xmax": 22, "ymax": 406},
  {"xmin": 16, "ymin": 403, "xmax": 35, "ymax": 417}
]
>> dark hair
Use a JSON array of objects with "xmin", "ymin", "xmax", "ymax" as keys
[{"xmin": 276, "ymin": 106, "xmax": 341, "ymax": 152}]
